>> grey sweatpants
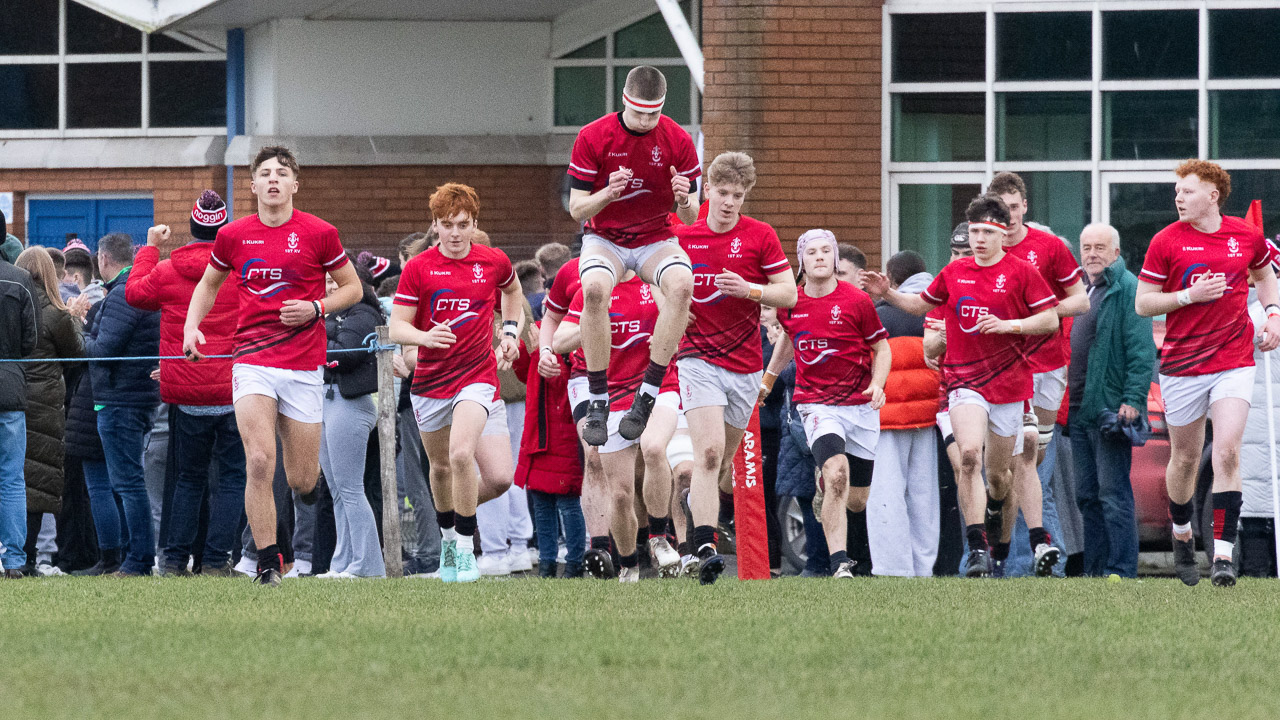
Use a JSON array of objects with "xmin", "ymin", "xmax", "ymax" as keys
[
  {"xmin": 397, "ymin": 403, "xmax": 440, "ymax": 570},
  {"xmin": 319, "ymin": 388, "xmax": 385, "ymax": 577}
]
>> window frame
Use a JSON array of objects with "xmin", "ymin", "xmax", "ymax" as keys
[
  {"xmin": 881, "ymin": 0, "xmax": 1280, "ymax": 268},
  {"xmin": 550, "ymin": 0, "xmax": 701, "ymax": 133},
  {"xmin": 0, "ymin": 0, "xmax": 226, "ymax": 138}
]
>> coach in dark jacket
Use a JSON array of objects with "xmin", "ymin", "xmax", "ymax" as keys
[
  {"xmin": 0, "ymin": 259, "xmax": 40, "ymax": 577},
  {"xmin": 83, "ymin": 233, "xmax": 160, "ymax": 576}
]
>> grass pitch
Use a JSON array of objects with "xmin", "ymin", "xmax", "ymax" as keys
[{"xmin": 1, "ymin": 575, "xmax": 1277, "ymax": 720}]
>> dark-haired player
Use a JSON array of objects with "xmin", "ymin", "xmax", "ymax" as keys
[
  {"xmin": 184, "ymin": 145, "xmax": 363, "ymax": 586},
  {"xmin": 986, "ymin": 171, "xmax": 1089, "ymax": 575},
  {"xmin": 567, "ymin": 65, "xmax": 700, "ymax": 447},
  {"xmin": 766, "ymin": 229, "xmax": 890, "ymax": 578},
  {"xmin": 865, "ymin": 195, "xmax": 1059, "ymax": 577},
  {"xmin": 390, "ymin": 183, "xmax": 524, "ymax": 584},
  {"xmin": 1135, "ymin": 159, "xmax": 1280, "ymax": 587}
]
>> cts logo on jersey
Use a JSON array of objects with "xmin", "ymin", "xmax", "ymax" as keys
[
  {"xmin": 794, "ymin": 331, "xmax": 837, "ymax": 365},
  {"xmin": 429, "ymin": 289, "xmax": 478, "ymax": 328},
  {"xmin": 242, "ymin": 259, "xmax": 292, "ymax": 297},
  {"xmin": 608, "ymin": 311, "xmax": 650, "ymax": 349},
  {"xmin": 995, "ymin": 273, "xmax": 1007, "ymax": 291},
  {"xmin": 830, "ymin": 304, "xmax": 841, "ymax": 323},
  {"xmin": 286, "ymin": 232, "xmax": 300, "ymax": 254},
  {"xmin": 955, "ymin": 296, "xmax": 990, "ymax": 333},
  {"xmin": 691, "ymin": 263, "xmax": 725, "ymax": 305},
  {"xmin": 651, "ymin": 146, "xmax": 662, "ymax": 163},
  {"xmin": 1181, "ymin": 263, "xmax": 1212, "ymax": 289},
  {"xmin": 472, "ymin": 263, "xmax": 484, "ymax": 282},
  {"xmin": 1026, "ymin": 250, "xmax": 1038, "ymax": 267}
]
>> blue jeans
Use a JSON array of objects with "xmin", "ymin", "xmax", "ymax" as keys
[
  {"xmin": 529, "ymin": 490, "xmax": 585, "ymax": 575},
  {"xmin": 97, "ymin": 405, "xmax": 157, "ymax": 574},
  {"xmin": 166, "ymin": 407, "xmax": 247, "ymax": 570},
  {"xmin": 1006, "ymin": 429, "xmax": 1068, "ymax": 578},
  {"xmin": 83, "ymin": 459, "xmax": 126, "ymax": 551},
  {"xmin": 0, "ymin": 411, "xmax": 28, "ymax": 570},
  {"xmin": 795, "ymin": 495, "xmax": 830, "ymax": 576},
  {"xmin": 1071, "ymin": 422, "xmax": 1138, "ymax": 578}
]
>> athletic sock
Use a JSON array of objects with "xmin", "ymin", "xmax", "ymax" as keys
[
  {"xmin": 619, "ymin": 552, "xmax": 639, "ymax": 569},
  {"xmin": 437, "ymin": 510, "xmax": 456, "ymax": 531},
  {"xmin": 986, "ymin": 494, "xmax": 1004, "ymax": 516},
  {"xmin": 718, "ymin": 491, "xmax": 734, "ymax": 524},
  {"xmin": 847, "ymin": 509, "xmax": 871, "ymax": 567},
  {"xmin": 828, "ymin": 550, "xmax": 850, "ymax": 574},
  {"xmin": 1212, "ymin": 491, "xmax": 1243, "ymax": 558},
  {"xmin": 1169, "ymin": 499, "xmax": 1194, "ymax": 536},
  {"xmin": 455, "ymin": 513, "xmax": 477, "ymax": 538},
  {"xmin": 638, "ymin": 361, "xmax": 667, "ymax": 399},
  {"xmin": 966, "ymin": 524, "xmax": 989, "ymax": 552},
  {"xmin": 693, "ymin": 525, "xmax": 718, "ymax": 559},
  {"xmin": 649, "ymin": 515, "xmax": 671, "ymax": 539},
  {"xmin": 993, "ymin": 542, "xmax": 1011, "ymax": 562},
  {"xmin": 1029, "ymin": 526, "xmax": 1051, "ymax": 549},
  {"xmin": 677, "ymin": 540, "xmax": 691, "ymax": 556},
  {"xmin": 587, "ymin": 369, "xmax": 608, "ymax": 402},
  {"xmin": 257, "ymin": 544, "xmax": 283, "ymax": 572},
  {"xmin": 590, "ymin": 535, "xmax": 612, "ymax": 551}
]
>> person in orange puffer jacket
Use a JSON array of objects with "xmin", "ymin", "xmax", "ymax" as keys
[{"xmin": 866, "ymin": 251, "xmax": 943, "ymax": 576}]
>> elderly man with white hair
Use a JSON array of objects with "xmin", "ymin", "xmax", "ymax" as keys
[{"xmin": 1067, "ymin": 223, "xmax": 1156, "ymax": 578}]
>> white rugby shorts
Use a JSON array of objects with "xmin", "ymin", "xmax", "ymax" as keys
[
  {"xmin": 677, "ymin": 357, "xmax": 761, "ymax": 430},
  {"xmin": 1159, "ymin": 366, "xmax": 1255, "ymax": 427},
  {"xmin": 411, "ymin": 383, "xmax": 506, "ymax": 435},
  {"xmin": 797, "ymin": 403, "xmax": 880, "ymax": 461},
  {"xmin": 581, "ymin": 233, "xmax": 683, "ymax": 275},
  {"xmin": 232, "ymin": 363, "xmax": 323, "ymax": 424},
  {"xmin": 947, "ymin": 388, "xmax": 1024, "ymax": 438},
  {"xmin": 1031, "ymin": 365, "xmax": 1068, "ymax": 414}
]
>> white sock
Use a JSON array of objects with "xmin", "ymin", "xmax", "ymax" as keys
[
  {"xmin": 1172, "ymin": 521, "xmax": 1192, "ymax": 536},
  {"xmin": 442, "ymin": 527, "xmax": 458, "ymax": 542},
  {"xmin": 589, "ymin": 391, "xmax": 607, "ymax": 404},
  {"xmin": 1214, "ymin": 539, "xmax": 1234, "ymax": 558},
  {"xmin": 637, "ymin": 381, "xmax": 660, "ymax": 399},
  {"xmin": 456, "ymin": 534, "xmax": 475, "ymax": 552}
]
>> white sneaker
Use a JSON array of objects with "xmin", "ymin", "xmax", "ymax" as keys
[
  {"xmin": 477, "ymin": 552, "xmax": 512, "ymax": 576},
  {"xmin": 316, "ymin": 570, "xmax": 357, "ymax": 579},
  {"xmin": 35, "ymin": 563, "xmax": 65, "ymax": 577},
  {"xmin": 679, "ymin": 554, "xmax": 700, "ymax": 578},
  {"xmin": 292, "ymin": 559, "xmax": 312, "ymax": 576},
  {"xmin": 506, "ymin": 546, "xmax": 534, "ymax": 573},
  {"xmin": 233, "ymin": 556, "xmax": 257, "ymax": 577},
  {"xmin": 618, "ymin": 566, "xmax": 641, "ymax": 583},
  {"xmin": 648, "ymin": 536, "xmax": 680, "ymax": 578}
]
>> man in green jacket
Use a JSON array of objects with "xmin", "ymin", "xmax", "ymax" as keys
[{"xmin": 1067, "ymin": 223, "xmax": 1156, "ymax": 578}]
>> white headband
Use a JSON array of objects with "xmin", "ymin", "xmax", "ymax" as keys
[{"xmin": 622, "ymin": 91, "xmax": 665, "ymax": 114}]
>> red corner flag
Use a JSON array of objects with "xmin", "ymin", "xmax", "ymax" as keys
[
  {"xmin": 1247, "ymin": 199, "xmax": 1264, "ymax": 232},
  {"xmin": 732, "ymin": 408, "xmax": 770, "ymax": 580}
]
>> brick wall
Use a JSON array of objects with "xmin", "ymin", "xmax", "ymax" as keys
[
  {"xmin": 4, "ymin": 164, "xmax": 577, "ymax": 261},
  {"xmin": 702, "ymin": 0, "xmax": 884, "ymax": 268}
]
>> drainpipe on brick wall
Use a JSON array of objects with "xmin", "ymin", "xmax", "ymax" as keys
[{"xmin": 225, "ymin": 28, "xmax": 246, "ymax": 215}]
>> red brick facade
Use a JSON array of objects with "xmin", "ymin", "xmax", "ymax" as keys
[
  {"xmin": 5, "ymin": 165, "xmax": 578, "ymax": 261},
  {"xmin": 701, "ymin": 0, "xmax": 884, "ymax": 267}
]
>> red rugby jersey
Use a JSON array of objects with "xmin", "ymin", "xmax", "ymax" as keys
[
  {"xmin": 779, "ymin": 281, "xmax": 888, "ymax": 406},
  {"xmin": 1003, "ymin": 226, "xmax": 1083, "ymax": 373},
  {"xmin": 563, "ymin": 276, "xmax": 658, "ymax": 411}
]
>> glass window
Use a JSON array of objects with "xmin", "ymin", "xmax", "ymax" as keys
[
  {"xmin": 1210, "ymin": 90, "xmax": 1280, "ymax": 160},
  {"xmin": 150, "ymin": 61, "xmax": 226, "ymax": 128},
  {"xmin": 614, "ymin": 0, "xmax": 689, "ymax": 59},
  {"xmin": 1014, "ymin": 172, "xmax": 1091, "ymax": 251},
  {"xmin": 1108, "ymin": 182, "xmax": 1174, "ymax": 272},
  {"xmin": 1103, "ymin": 10, "xmax": 1197, "ymax": 80},
  {"xmin": 563, "ymin": 38, "xmax": 606, "ymax": 59},
  {"xmin": 1104, "ymin": 91, "xmax": 1197, "ymax": 160},
  {"xmin": 1221, "ymin": 171, "xmax": 1280, "ymax": 241},
  {"xmin": 67, "ymin": 63, "xmax": 141, "ymax": 128},
  {"xmin": 898, "ymin": 183, "xmax": 984, "ymax": 275},
  {"xmin": 892, "ymin": 94, "xmax": 984, "ymax": 162},
  {"xmin": 996, "ymin": 12, "xmax": 1090, "ymax": 81},
  {"xmin": 997, "ymin": 92, "xmax": 1089, "ymax": 162},
  {"xmin": 0, "ymin": 0, "xmax": 58, "ymax": 55},
  {"xmin": 66, "ymin": 1, "xmax": 142, "ymax": 54},
  {"xmin": 554, "ymin": 67, "xmax": 606, "ymax": 127},
  {"xmin": 148, "ymin": 33, "xmax": 204, "ymax": 53},
  {"xmin": 891, "ymin": 13, "xmax": 984, "ymax": 83},
  {"xmin": 0, "ymin": 65, "xmax": 58, "ymax": 129},
  {"xmin": 1211, "ymin": 10, "xmax": 1280, "ymax": 79},
  {"xmin": 614, "ymin": 65, "xmax": 690, "ymax": 125}
]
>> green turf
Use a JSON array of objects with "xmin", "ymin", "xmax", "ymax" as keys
[{"xmin": 1, "ymin": 575, "xmax": 1277, "ymax": 719}]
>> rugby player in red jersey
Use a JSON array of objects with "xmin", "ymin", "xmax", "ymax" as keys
[
  {"xmin": 988, "ymin": 172, "xmax": 1089, "ymax": 575},
  {"xmin": 553, "ymin": 275, "xmax": 681, "ymax": 580},
  {"xmin": 183, "ymin": 146, "xmax": 363, "ymax": 586},
  {"xmin": 567, "ymin": 66, "xmax": 700, "ymax": 448},
  {"xmin": 865, "ymin": 195, "xmax": 1059, "ymax": 577},
  {"xmin": 389, "ymin": 183, "xmax": 524, "ymax": 584},
  {"xmin": 676, "ymin": 151, "xmax": 797, "ymax": 584},
  {"xmin": 1135, "ymin": 160, "xmax": 1280, "ymax": 587},
  {"xmin": 766, "ymin": 229, "xmax": 890, "ymax": 578}
]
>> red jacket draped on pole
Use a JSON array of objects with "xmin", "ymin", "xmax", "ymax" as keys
[
  {"xmin": 513, "ymin": 337, "xmax": 583, "ymax": 495},
  {"xmin": 125, "ymin": 242, "xmax": 238, "ymax": 406}
]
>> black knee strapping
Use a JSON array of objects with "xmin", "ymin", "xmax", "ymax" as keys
[
  {"xmin": 811, "ymin": 433, "xmax": 846, "ymax": 470},
  {"xmin": 654, "ymin": 258, "xmax": 691, "ymax": 288},
  {"xmin": 846, "ymin": 454, "xmax": 874, "ymax": 488}
]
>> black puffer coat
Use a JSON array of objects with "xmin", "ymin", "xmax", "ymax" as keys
[
  {"xmin": 23, "ymin": 287, "xmax": 84, "ymax": 513},
  {"xmin": 64, "ymin": 302, "xmax": 104, "ymax": 462}
]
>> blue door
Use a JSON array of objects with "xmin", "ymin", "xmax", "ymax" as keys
[{"xmin": 27, "ymin": 197, "xmax": 154, "ymax": 251}]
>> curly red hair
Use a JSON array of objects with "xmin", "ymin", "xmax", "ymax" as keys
[
  {"xmin": 1175, "ymin": 160, "xmax": 1232, "ymax": 207},
  {"xmin": 429, "ymin": 182, "xmax": 481, "ymax": 222}
]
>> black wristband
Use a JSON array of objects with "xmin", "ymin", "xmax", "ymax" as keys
[
  {"xmin": 312, "ymin": 300, "xmax": 322, "ymax": 318},
  {"xmin": 502, "ymin": 320, "xmax": 518, "ymax": 337}
]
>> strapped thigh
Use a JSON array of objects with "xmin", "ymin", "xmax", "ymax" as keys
[
  {"xmin": 578, "ymin": 254, "xmax": 618, "ymax": 283},
  {"xmin": 811, "ymin": 433, "xmax": 845, "ymax": 470},
  {"xmin": 653, "ymin": 255, "xmax": 692, "ymax": 289}
]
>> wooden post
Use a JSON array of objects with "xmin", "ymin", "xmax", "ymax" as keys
[{"xmin": 376, "ymin": 326, "xmax": 403, "ymax": 578}]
